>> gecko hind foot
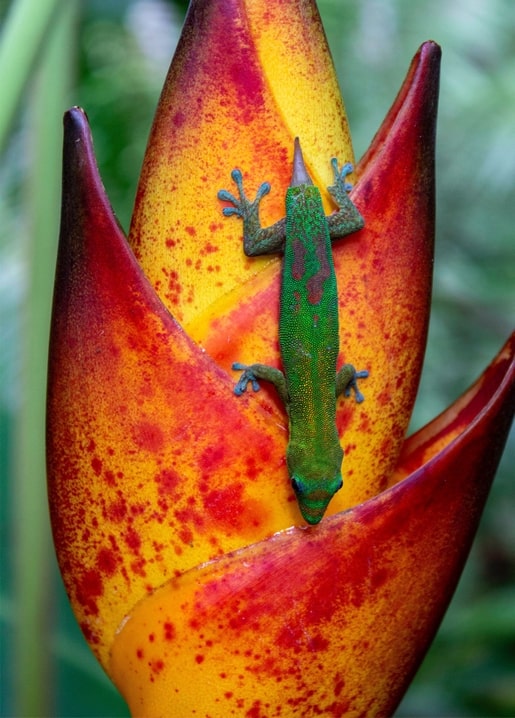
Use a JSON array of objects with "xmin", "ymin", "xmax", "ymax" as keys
[
  {"xmin": 344, "ymin": 369, "xmax": 369, "ymax": 404},
  {"xmin": 232, "ymin": 362, "xmax": 261, "ymax": 395}
]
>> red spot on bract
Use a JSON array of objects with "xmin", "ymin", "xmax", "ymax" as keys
[
  {"xmin": 155, "ymin": 467, "xmax": 182, "ymax": 496},
  {"xmin": 185, "ymin": 226, "xmax": 196, "ymax": 237},
  {"xmin": 150, "ymin": 659, "xmax": 164, "ymax": 674},
  {"xmin": 178, "ymin": 526, "xmax": 194, "ymax": 545},
  {"xmin": 91, "ymin": 456, "xmax": 102, "ymax": 476},
  {"xmin": 105, "ymin": 497, "xmax": 127, "ymax": 522},
  {"xmin": 163, "ymin": 621, "xmax": 176, "ymax": 641},
  {"xmin": 173, "ymin": 111, "xmax": 185, "ymax": 127},
  {"xmin": 97, "ymin": 547, "xmax": 118, "ymax": 576},
  {"xmin": 246, "ymin": 701, "xmax": 263, "ymax": 718},
  {"xmin": 76, "ymin": 570, "xmax": 103, "ymax": 614},
  {"xmin": 334, "ymin": 677, "xmax": 345, "ymax": 696},
  {"xmin": 276, "ymin": 625, "xmax": 329, "ymax": 653},
  {"xmin": 136, "ymin": 648, "xmax": 144, "ymax": 659},
  {"xmin": 203, "ymin": 484, "xmax": 244, "ymax": 527},
  {"xmin": 124, "ymin": 526, "xmax": 141, "ymax": 553},
  {"xmin": 104, "ymin": 469, "xmax": 117, "ymax": 486},
  {"xmin": 80, "ymin": 622, "xmax": 100, "ymax": 645},
  {"xmin": 195, "ymin": 654, "xmax": 205, "ymax": 664},
  {"xmin": 245, "ymin": 456, "xmax": 259, "ymax": 480},
  {"xmin": 199, "ymin": 444, "xmax": 225, "ymax": 472},
  {"xmin": 134, "ymin": 421, "xmax": 164, "ymax": 452},
  {"xmin": 201, "ymin": 241, "xmax": 218, "ymax": 254}
]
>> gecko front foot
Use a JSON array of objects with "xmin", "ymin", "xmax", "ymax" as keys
[
  {"xmin": 218, "ymin": 169, "xmax": 270, "ymax": 223},
  {"xmin": 328, "ymin": 158, "xmax": 354, "ymax": 206}
]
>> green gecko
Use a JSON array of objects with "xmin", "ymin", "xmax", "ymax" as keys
[{"xmin": 218, "ymin": 138, "xmax": 368, "ymax": 525}]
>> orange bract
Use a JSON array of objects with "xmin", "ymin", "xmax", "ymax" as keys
[
  {"xmin": 47, "ymin": 0, "xmax": 515, "ymax": 715},
  {"xmin": 110, "ymin": 334, "xmax": 514, "ymax": 717}
]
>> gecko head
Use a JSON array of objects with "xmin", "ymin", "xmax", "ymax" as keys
[{"xmin": 290, "ymin": 473, "xmax": 343, "ymax": 525}]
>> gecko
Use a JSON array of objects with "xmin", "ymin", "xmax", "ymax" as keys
[{"xmin": 218, "ymin": 138, "xmax": 368, "ymax": 525}]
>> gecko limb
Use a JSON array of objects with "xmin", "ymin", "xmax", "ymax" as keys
[
  {"xmin": 232, "ymin": 362, "xmax": 288, "ymax": 406},
  {"xmin": 328, "ymin": 159, "xmax": 354, "ymax": 204},
  {"xmin": 327, "ymin": 159, "xmax": 364, "ymax": 238},
  {"xmin": 218, "ymin": 169, "xmax": 270, "ymax": 222},
  {"xmin": 335, "ymin": 363, "xmax": 369, "ymax": 404},
  {"xmin": 218, "ymin": 170, "xmax": 286, "ymax": 255}
]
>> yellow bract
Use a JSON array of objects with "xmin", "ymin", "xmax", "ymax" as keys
[{"xmin": 128, "ymin": 1, "xmax": 354, "ymax": 328}]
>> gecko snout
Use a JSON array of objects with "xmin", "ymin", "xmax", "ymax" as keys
[{"xmin": 291, "ymin": 475, "xmax": 343, "ymax": 525}]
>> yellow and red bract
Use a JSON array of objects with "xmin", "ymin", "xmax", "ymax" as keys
[{"xmin": 47, "ymin": 1, "xmax": 515, "ymax": 716}]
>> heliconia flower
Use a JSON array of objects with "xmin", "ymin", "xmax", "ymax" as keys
[{"xmin": 46, "ymin": 1, "xmax": 515, "ymax": 716}]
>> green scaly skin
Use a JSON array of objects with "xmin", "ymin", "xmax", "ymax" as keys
[{"xmin": 218, "ymin": 139, "xmax": 368, "ymax": 524}]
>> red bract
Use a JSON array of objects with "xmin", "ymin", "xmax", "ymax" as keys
[{"xmin": 47, "ymin": 1, "xmax": 514, "ymax": 715}]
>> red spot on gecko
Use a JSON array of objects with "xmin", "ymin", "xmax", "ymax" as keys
[
  {"xmin": 306, "ymin": 237, "xmax": 331, "ymax": 305},
  {"xmin": 292, "ymin": 237, "xmax": 306, "ymax": 280}
]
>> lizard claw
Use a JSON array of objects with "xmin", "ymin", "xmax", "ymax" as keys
[
  {"xmin": 218, "ymin": 170, "xmax": 270, "ymax": 221},
  {"xmin": 328, "ymin": 158, "xmax": 354, "ymax": 205},
  {"xmin": 232, "ymin": 362, "xmax": 261, "ymax": 395},
  {"xmin": 344, "ymin": 369, "xmax": 369, "ymax": 404}
]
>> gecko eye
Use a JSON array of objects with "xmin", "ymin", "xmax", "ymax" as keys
[{"xmin": 290, "ymin": 477, "xmax": 303, "ymax": 496}]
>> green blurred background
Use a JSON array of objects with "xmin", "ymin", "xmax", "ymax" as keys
[{"xmin": 1, "ymin": 0, "xmax": 513, "ymax": 716}]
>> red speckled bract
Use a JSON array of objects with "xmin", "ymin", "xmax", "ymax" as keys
[
  {"xmin": 48, "ymin": 108, "xmax": 294, "ymax": 667},
  {"xmin": 111, "ymin": 335, "xmax": 514, "ymax": 717},
  {"xmin": 47, "ymin": 0, "xmax": 515, "ymax": 715}
]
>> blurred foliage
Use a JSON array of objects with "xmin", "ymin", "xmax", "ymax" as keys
[{"xmin": 1, "ymin": 0, "xmax": 513, "ymax": 716}]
